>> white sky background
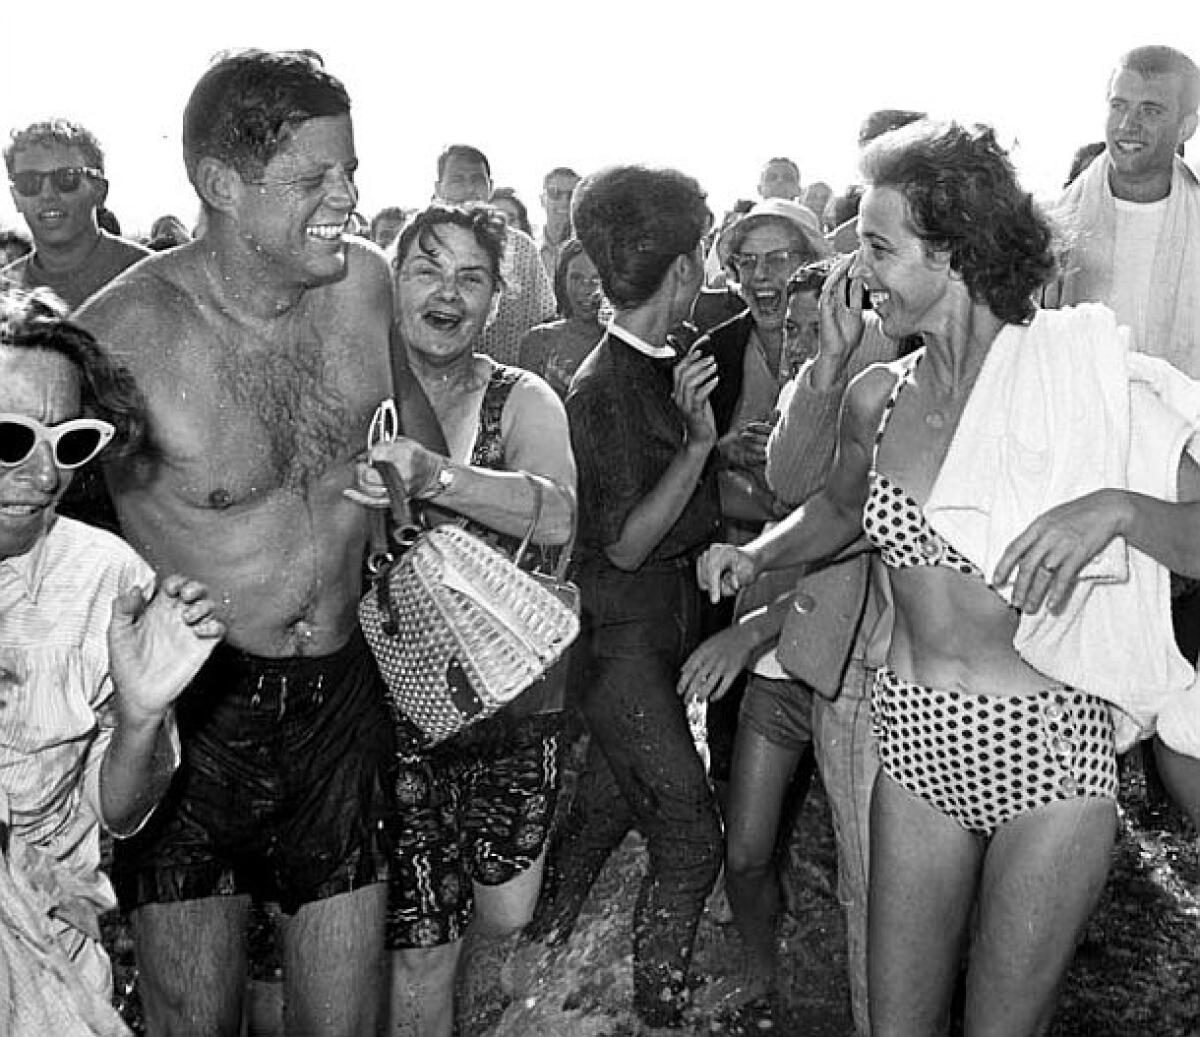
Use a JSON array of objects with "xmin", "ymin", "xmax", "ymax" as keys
[{"xmin": 1, "ymin": 0, "xmax": 1197, "ymax": 238}]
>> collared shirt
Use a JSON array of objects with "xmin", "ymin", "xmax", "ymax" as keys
[
  {"xmin": 0, "ymin": 517, "xmax": 155, "ymax": 937},
  {"xmin": 567, "ymin": 329, "xmax": 721, "ymax": 568}
]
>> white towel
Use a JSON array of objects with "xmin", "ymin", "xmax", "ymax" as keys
[
  {"xmin": 925, "ymin": 304, "xmax": 1200, "ymax": 747},
  {"xmin": 1055, "ymin": 154, "xmax": 1200, "ymax": 377}
]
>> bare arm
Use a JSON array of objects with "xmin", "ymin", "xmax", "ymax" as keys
[
  {"xmin": 996, "ymin": 452, "xmax": 1200, "ymax": 613},
  {"xmin": 698, "ymin": 369, "xmax": 883, "ymax": 602},
  {"xmin": 100, "ymin": 575, "xmax": 225, "ymax": 835},
  {"xmin": 766, "ymin": 256, "xmax": 898, "ymax": 504},
  {"xmin": 365, "ymin": 373, "xmax": 577, "ymax": 544}
]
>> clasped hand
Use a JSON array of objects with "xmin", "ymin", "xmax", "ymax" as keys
[
  {"xmin": 696, "ymin": 542, "xmax": 759, "ymax": 604},
  {"xmin": 344, "ymin": 437, "xmax": 445, "ymax": 508}
]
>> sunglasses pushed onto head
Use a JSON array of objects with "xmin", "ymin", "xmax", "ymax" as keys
[
  {"xmin": 9, "ymin": 166, "xmax": 104, "ymax": 198},
  {"xmin": 0, "ymin": 414, "xmax": 114, "ymax": 469}
]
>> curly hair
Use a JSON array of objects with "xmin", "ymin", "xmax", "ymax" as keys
[
  {"xmin": 4, "ymin": 119, "xmax": 105, "ymax": 176},
  {"xmin": 183, "ymin": 49, "xmax": 350, "ymax": 188},
  {"xmin": 860, "ymin": 121, "xmax": 1056, "ymax": 325},
  {"xmin": 391, "ymin": 203, "xmax": 507, "ymax": 289},
  {"xmin": 572, "ymin": 165, "xmax": 708, "ymax": 310},
  {"xmin": 0, "ymin": 287, "xmax": 145, "ymax": 454}
]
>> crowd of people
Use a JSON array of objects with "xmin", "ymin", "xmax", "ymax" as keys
[{"xmin": 2, "ymin": 38, "xmax": 1200, "ymax": 1037}]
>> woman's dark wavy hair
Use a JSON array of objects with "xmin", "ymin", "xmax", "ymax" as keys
[
  {"xmin": 553, "ymin": 238, "xmax": 592, "ymax": 319},
  {"xmin": 391, "ymin": 203, "xmax": 507, "ymax": 289},
  {"xmin": 571, "ymin": 165, "xmax": 708, "ymax": 310},
  {"xmin": 860, "ymin": 121, "xmax": 1056, "ymax": 325},
  {"xmin": 0, "ymin": 287, "xmax": 145, "ymax": 454}
]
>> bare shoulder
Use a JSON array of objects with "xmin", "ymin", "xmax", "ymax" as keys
[
  {"xmin": 75, "ymin": 248, "xmax": 206, "ymax": 366},
  {"xmin": 842, "ymin": 356, "xmax": 912, "ymax": 443},
  {"xmin": 507, "ymin": 366, "xmax": 568, "ymax": 421},
  {"xmin": 330, "ymin": 236, "xmax": 393, "ymax": 307}
]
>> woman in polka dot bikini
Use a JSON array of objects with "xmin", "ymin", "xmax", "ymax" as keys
[{"xmin": 698, "ymin": 119, "xmax": 1200, "ymax": 1036}]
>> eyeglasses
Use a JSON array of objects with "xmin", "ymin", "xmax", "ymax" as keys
[
  {"xmin": 729, "ymin": 248, "xmax": 805, "ymax": 279},
  {"xmin": 9, "ymin": 166, "xmax": 104, "ymax": 198},
  {"xmin": 544, "ymin": 186, "xmax": 575, "ymax": 201},
  {"xmin": 0, "ymin": 414, "xmax": 115, "ymax": 469}
]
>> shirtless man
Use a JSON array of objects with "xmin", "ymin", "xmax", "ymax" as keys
[{"xmin": 76, "ymin": 49, "xmax": 405, "ymax": 1036}]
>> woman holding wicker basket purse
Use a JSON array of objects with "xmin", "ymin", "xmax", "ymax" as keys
[{"xmin": 350, "ymin": 202, "xmax": 576, "ymax": 1037}]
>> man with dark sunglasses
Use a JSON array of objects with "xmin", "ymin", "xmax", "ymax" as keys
[
  {"xmin": 2, "ymin": 119, "xmax": 149, "ymax": 310},
  {"xmin": 74, "ymin": 49, "xmax": 440, "ymax": 1036}
]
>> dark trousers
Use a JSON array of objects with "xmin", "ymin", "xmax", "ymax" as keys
[{"xmin": 530, "ymin": 562, "xmax": 722, "ymax": 1026}]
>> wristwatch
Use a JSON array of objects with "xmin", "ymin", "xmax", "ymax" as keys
[{"xmin": 423, "ymin": 460, "xmax": 455, "ymax": 499}]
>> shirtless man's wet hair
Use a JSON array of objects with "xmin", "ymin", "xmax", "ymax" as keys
[{"xmin": 75, "ymin": 48, "xmax": 418, "ymax": 1036}]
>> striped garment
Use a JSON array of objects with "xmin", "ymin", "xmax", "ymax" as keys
[{"xmin": 1, "ymin": 515, "xmax": 153, "ymax": 1005}]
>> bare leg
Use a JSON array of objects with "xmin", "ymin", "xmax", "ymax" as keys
[
  {"xmin": 131, "ymin": 894, "xmax": 250, "ymax": 1037},
  {"xmin": 868, "ymin": 773, "xmax": 982, "ymax": 1037},
  {"xmin": 281, "ymin": 883, "xmax": 386, "ymax": 1037},
  {"xmin": 1154, "ymin": 735, "xmax": 1200, "ymax": 827},
  {"xmin": 725, "ymin": 726, "xmax": 804, "ymax": 979},
  {"xmin": 472, "ymin": 848, "xmax": 546, "ymax": 938},
  {"xmin": 966, "ymin": 796, "xmax": 1116, "ymax": 1037},
  {"xmin": 388, "ymin": 944, "xmax": 461, "ymax": 1037}
]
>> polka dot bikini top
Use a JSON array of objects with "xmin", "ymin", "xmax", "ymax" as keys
[{"xmin": 862, "ymin": 356, "xmax": 983, "ymax": 577}]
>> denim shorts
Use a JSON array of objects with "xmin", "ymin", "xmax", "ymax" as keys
[
  {"xmin": 738, "ymin": 673, "xmax": 816, "ymax": 753},
  {"xmin": 113, "ymin": 629, "xmax": 395, "ymax": 915}
]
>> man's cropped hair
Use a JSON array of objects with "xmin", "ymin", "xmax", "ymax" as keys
[
  {"xmin": 1114, "ymin": 46, "xmax": 1200, "ymax": 115},
  {"xmin": 4, "ymin": 119, "xmax": 105, "ymax": 177},
  {"xmin": 436, "ymin": 144, "xmax": 491, "ymax": 182},
  {"xmin": 182, "ymin": 48, "xmax": 351, "ymax": 185}
]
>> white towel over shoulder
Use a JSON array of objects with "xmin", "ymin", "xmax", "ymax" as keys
[{"xmin": 924, "ymin": 303, "xmax": 1200, "ymax": 746}]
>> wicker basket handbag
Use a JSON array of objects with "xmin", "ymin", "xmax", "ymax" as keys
[{"xmin": 360, "ymin": 459, "xmax": 580, "ymax": 746}]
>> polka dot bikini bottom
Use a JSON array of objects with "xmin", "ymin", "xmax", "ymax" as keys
[{"xmin": 871, "ymin": 666, "xmax": 1118, "ymax": 836}]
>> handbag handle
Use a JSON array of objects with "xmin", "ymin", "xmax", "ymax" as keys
[{"xmin": 514, "ymin": 472, "xmax": 575, "ymax": 580}]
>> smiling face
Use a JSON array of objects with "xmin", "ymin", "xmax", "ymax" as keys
[
  {"xmin": 0, "ymin": 347, "xmax": 80, "ymax": 560},
  {"xmin": 852, "ymin": 186, "xmax": 952, "ymax": 339},
  {"xmin": 395, "ymin": 223, "xmax": 499, "ymax": 365},
  {"xmin": 732, "ymin": 221, "xmax": 806, "ymax": 333},
  {"xmin": 9, "ymin": 142, "xmax": 104, "ymax": 251},
  {"xmin": 783, "ymin": 288, "xmax": 821, "ymax": 376},
  {"xmin": 234, "ymin": 114, "xmax": 359, "ymax": 287},
  {"xmin": 1106, "ymin": 69, "xmax": 1198, "ymax": 199}
]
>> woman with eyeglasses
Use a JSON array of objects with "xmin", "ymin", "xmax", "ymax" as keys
[
  {"xmin": 517, "ymin": 239, "xmax": 606, "ymax": 398},
  {"xmin": 698, "ymin": 120, "xmax": 1200, "ymax": 1036},
  {"xmin": 354, "ymin": 203, "xmax": 576, "ymax": 1037},
  {"xmin": 522, "ymin": 164, "xmax": 725, "ymax": 1030},
  {"xmin": 0, "ymin": 286, "xmax": 224, "ymax": 1033}
]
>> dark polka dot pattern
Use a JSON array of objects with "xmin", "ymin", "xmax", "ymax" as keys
[
  {"xmin": 863, "ymin": 354, "xmax": 982, "ymax": 576},
  {"xmin": 864, "ymin": 472, "xmax": 982, "ymax": 575},
  {"xmin": 871, "ymin": 667, "xmax": 1117, "ymax": 836}
]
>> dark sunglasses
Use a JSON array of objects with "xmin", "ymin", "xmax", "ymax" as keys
[
  {"xmin": 9, "ymin": 166, "xmax": 104, "ymax": 198},
  {"xmin": 0, "ymin": 414, "xmax": 115, "ymax": 469}
]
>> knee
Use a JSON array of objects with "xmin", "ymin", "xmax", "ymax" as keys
[{"xmin": 725, "ymin": 835, "xmax": 773, "ymax": 881}]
